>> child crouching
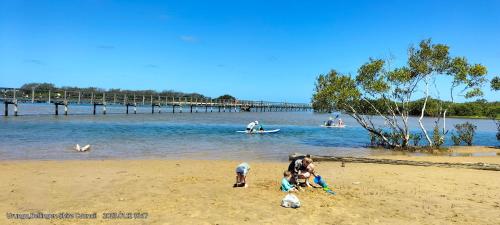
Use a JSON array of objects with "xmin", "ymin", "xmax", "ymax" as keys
[{"xmin": 234, "ymin": 162, "xmax": 250, "ymax": 188}]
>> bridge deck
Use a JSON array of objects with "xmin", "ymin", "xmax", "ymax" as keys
[{"xmin": 1, "ymin": 88, "xmax": 312, "ymax": 116}]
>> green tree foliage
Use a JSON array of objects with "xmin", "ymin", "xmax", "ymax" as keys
[
  {"xmin": 411, "ymin": 98, "xmax": 499, "ymax": 118},
  {"xmin": 20, "ymin": 83, "xmax": 55, "ymax": 92},
  {"xmin": 215, "ymin": 94, "xmax": 236, "ymax": 101},
  {"xmin": 491, "ymin": 76, "xmax": 500, "ymax": 91},
  {"xmin": 312, "ymin": 39, "xmax": 489, "ymax": 149}
]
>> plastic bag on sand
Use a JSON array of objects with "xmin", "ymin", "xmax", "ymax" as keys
[{"xmin": 281, "ymin": 194, "xmax": 301, "ymax": 208}]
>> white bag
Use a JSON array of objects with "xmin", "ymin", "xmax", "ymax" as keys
[{"xmin": 281, "ymin": 194, "xmax": 301, "ymax": 208}]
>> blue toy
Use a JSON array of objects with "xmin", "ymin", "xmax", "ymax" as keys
[{"xmin": 314, "ymin": 175, "xmax": 336, "ymax": 195}]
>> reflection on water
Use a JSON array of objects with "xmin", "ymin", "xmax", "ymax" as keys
[{"xmin": 0, "ymin": 103, "xmax": 497, "ymax": 161}]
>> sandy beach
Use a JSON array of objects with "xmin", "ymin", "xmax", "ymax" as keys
[{"xmin": 1, "ymin": 148, "xmax": 499, "ymax": 225}]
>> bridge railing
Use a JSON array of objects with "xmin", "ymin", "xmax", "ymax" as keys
[{"xmin": 0, "ymin": 87, "xmax": 312, "ymax": 109}]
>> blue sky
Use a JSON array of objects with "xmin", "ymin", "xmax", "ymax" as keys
[{"xmin": 1, "ymin": 0, "xmax": 499, "ymax": 102}]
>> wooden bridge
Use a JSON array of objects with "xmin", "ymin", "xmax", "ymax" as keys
[{"xmin": 0, "ymin": 88, "xmax": 312, "ymax": 116}]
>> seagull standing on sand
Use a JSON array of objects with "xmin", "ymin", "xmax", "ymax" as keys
[{"xmin": 75, "ymin": 144, "xmax": 91, "ymax": 152}]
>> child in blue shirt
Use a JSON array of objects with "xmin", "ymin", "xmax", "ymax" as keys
[{"xmin": 281, "ymin": 171, "xmax": 298, "ymax": 192}]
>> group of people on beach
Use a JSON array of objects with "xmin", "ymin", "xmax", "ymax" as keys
[
  {"xmin": 236, "ymin": 120, "xmax": 321, "ymax": 190},
  {"xmin": 282, "ymin": 156, "xmax": 317, "ymax": 191},
  {"xmin": 233, "ymin": 156, "xmax": 317, "ymax": 192}
]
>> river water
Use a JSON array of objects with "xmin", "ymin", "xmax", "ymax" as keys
[{"xmin": 0, "ymin": 103, "xmax": 497, "ymax": 161}]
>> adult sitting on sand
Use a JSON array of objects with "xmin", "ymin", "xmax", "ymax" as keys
[{"xmin": 287, "ymin": 157, "xmax": 316, "ymax": 187}]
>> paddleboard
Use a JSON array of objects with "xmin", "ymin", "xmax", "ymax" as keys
[
  {"xmin": 236, "ymin": 129, "xmax": 280, "ymax": 134},
  {"xmin": 320, "ymin": 124, "xmax": 346, "ymax": 128}
]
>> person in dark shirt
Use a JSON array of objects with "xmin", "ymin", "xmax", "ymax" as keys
[{"xmin": 287, "ymin": 156, "xmax": 315, "ymax": 187}]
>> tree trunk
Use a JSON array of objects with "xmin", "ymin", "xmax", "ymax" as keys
[
  {"xmin": 401, "ymin": 136, "xmax": 409, "ymax": 148},
  {"xmin": 419, "ymin": 80, "xmax": 433, "ymax": 146},
  {"xmin": 442, "ymin": 109, "xmax": 448, "ymax": 135},
  {"xmin": 349, "ymin": 113, "xmax": 399, "ymax": 148}
]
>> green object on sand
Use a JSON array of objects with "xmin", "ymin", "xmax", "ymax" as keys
[{"xmin": 314, "ymin": 175, "xmax": 336, "ymax": 195}]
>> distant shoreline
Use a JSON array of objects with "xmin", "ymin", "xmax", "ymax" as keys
[{"xmin": 447, "ymin": 115, "xmax": 499, "ymax": 120}]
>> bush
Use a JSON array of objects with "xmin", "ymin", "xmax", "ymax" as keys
[
  {"xmin": 410, "ymin": 133, "xmax": 422, "ymax": 146},
  {"xmin": 389, "ymin": 132, "xmax": 402, "ymax": 147},
  {"xmin": 451, "ymin": 122, "xmax": 477, "ymax": 146},
  {"xmin": 451, "ymin": 134, "xmax": 461, "ymax": 146},
  {"xmin": 432, "ymin": 123, "xmax": 444, "ymax": 148}
]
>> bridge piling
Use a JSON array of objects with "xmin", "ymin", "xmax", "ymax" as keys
[{"xmin": 13, "ymin": 101, "xmax": 18, "ymax": 116}]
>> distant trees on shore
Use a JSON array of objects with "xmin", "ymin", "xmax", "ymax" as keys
[
  {"xmin": 314, "ymin": 97, "xmax": 499, "ymax": 119},
  {"xmin": 215, "ymin": 94, "xmax": 236, "ymax": 101},
  {"xmin": 17, "ymin": 82, "xmax": 209, "ymax": 99}
]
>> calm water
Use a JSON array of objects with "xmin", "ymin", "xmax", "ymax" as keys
[{"xmin": 0, "ymin": 103, "xmax": 497, "ymax": 161}]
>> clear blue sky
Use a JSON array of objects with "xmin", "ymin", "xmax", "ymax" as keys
[{"xmin": 1, "ymin": 0, "xmax": 499, "ymax": 102}]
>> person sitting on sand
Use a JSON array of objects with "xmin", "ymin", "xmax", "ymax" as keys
[
  {"xmin": 234, "ymin": 162, "xmax": 250, "ymax": 187},
  {"xmin": 287, "ymin": 157, "xmax": 316, "ymax": 187},
  {"xmin": 281, "ymin": 171, "xmax": 298, "ymax": 192}
]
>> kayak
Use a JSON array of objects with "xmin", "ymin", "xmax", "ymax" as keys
[
  {"xmin": 236, "ymin": 129, "xmax": 280, "ymax": 134},
  {"xmin": 321, "ymin": 124, "xmax": 346, "ymax": 128}
]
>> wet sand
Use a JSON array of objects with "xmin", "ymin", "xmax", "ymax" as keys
[
  {"xmin": 370, "ymin": 146, "xmax": 500, "ymax": 164},
  {"xmin": 1, "ymin": 152, "xmax": 499, "ymax": 224}
]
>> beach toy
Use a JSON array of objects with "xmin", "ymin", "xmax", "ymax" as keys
[
  {"xmin": 314, "ymin": 175, "xmax": 336, "ymax": 195},
  {"xmin": 314, "ymin": 175, "xmax": 327, "ymax": 187}
]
